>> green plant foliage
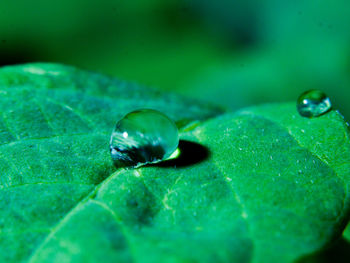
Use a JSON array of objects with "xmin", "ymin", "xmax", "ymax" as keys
[
  {"xmin": 0, "ymin": 64, "xmax": 349, "ymax": 263},
  {"xmin": 345, "ymin": 224, "xmax": 350, "ymax": 240}
]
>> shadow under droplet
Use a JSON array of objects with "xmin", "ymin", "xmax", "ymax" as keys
[{"xmin": 150, "ymin": 140, "xmax": 210, "ymax": 168}]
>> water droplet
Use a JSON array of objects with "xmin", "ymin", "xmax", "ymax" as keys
[
  {"xmin": 297, "ymin": 90, "xmax": 332, "ymax": 118},
  {"xmin": 110, "ymin": 109, "xmax": 179, "ymax": 167},
  {"xmin": 225, "ymin": 177, "xmax": 232, "ymax": 182}
]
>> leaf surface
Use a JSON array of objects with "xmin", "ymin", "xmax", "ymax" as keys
[{"xmin": 0, "ymin": 64, "xmax": 349, "ymax": 263}]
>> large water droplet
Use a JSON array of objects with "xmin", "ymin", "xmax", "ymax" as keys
[
  {"xmin": 297, "ymin": 90, "xmax": 332, "ymax": 118},
  {"xmin": 110, "ymin": 109, "xmax": 179, "ymax": 167}
]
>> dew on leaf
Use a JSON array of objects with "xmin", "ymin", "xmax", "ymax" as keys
[
  {"xmin": 110, "ymin": 109, "xmax": 179, "ymax": 167},
  {"xmin": 297, "ymin": 90, "xmax": 332, "ymax": 118}
]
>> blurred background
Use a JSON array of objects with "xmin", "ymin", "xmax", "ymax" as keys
[{"xmin": 0, "ymin": 0, "xmax": 349, "ymax": 119}]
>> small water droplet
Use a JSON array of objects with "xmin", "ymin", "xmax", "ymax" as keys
[
  {"xmin": 241, "ymin": 211, "xmax": 248, "ymax": 219},
  {"xmin": 110, "ymin": 109, "xmax": 179, "ymax": 167},
  {"xmin": 297, "ymin": 90, "xmax": 332, "ymax": 118},
  {"xmin": 134, "ymin": 170, "xmax": 141, "ymax": 177}
]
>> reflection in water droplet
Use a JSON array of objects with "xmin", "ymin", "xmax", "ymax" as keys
[
  {"xmin": 297, "ymin": 90, "xmax": 332, "ymax": 118},
  {"xmin": 110, "ymin": 109, "xmax": 179, "ymax": 168}
]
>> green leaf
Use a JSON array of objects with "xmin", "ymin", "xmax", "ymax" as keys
[
  {"xmin": 0, "ymin": 64, "xmax": 349, "ymax": 263},
  {"xmin": 345, "ymin": 223, "xmax": 350, "ymax": 241}
]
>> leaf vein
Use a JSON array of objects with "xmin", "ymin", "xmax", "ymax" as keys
[
  {"xmin": 46, "ymin": 97, "xmax": 97, "ymax": 131},
  {"xmin": 27, "ymin": 169, "xmax": 126, "ymax": 262}
]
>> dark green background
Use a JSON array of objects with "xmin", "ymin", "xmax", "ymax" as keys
[{"xmin": 1, "ymin": 0, "xmax": 349, "ymax": 118}]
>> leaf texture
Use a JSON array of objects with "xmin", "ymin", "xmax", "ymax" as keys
[{"xmin": 0, "ymin": 64, "xmax": 349, "ymax": 263}]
